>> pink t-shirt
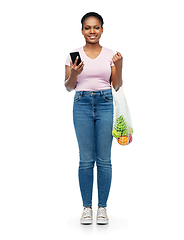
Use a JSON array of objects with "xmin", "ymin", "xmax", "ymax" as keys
[{"xmin": 65, "ymin": 47, "xmax": 115, "ymax": 91}]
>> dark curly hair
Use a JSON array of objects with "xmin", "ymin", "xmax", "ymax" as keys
[{"xmin": 81, "ymin": 12, "xmax": 104, "ymax": 29}]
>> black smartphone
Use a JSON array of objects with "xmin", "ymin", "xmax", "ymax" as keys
[{"xmin": 70, "ymin": 52, "xmax": 82, "ymax": 66}]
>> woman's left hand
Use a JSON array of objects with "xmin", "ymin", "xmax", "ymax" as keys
[{"xmin": 112, "ymin": 52, "xmax": 123, "ymax": 69}]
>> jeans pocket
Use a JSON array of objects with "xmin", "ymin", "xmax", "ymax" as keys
[
  {"xmin": 102, "ymin": 93, "xmax": 113, "ymax": 102},
  {"xmin": 74, "ymin": 93, "xmax": 82, "ymax": 102}
]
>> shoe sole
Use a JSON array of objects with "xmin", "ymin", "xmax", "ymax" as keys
[
  {"xmin": 96, "ymin": 219, "xmax": 109, "ymax": 225},
  {"xmin": 80, "ymin": 219, "xmax": 93, "ymax": 225}
]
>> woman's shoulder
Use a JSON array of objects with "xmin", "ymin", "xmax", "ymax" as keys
[
  {"xmin": 102, "ymin": 47, "xmax": 116, "ymax": 55},
  {"xmin": 69, "ymin": 47, "xmax": 83, "ymax": 53}
]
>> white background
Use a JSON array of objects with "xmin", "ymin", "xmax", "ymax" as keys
[{"xmin": 0, "ymin": 0, "xmax": 184, "ymax": 239}]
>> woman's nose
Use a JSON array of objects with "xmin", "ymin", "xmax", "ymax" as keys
[{"xmin": 90, "ymin": 28, "xmax": 95, "ymax": 34}]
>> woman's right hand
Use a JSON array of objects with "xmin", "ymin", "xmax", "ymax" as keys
[
  {"xmin": 70, "ymin": 57, "xmax": 84, "ymax": 76},
  {"xmin": 65, "ymin": 56, "xmax": 84, "ymax": 91}
]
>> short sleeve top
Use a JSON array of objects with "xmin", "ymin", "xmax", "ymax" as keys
[{"xmin": 65, "ymin": 47, "xmax": 115, "ymax": 91}]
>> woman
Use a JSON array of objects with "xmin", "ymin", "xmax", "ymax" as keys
[{"xmin": 65, "ymin": 12, "xmax": 123, "ymax": 225}]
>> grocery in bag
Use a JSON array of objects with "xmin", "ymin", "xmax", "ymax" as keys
[{"xmin": 112, "ymin": 87, "xmax": 133, "ymax": 146}]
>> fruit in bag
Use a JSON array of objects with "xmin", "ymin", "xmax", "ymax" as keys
[
  {"xmin": 112, "ymin": 129, "xmax": 121, "ymax": 138},
  {"xmin": 114, "ymin": 115, "xmax": 128, "ymax": 135},
  {"xmin": 112, "ymin": 115, "xmax": 133, "ymax": 146},
  {"xmin": 128, "ymin": 134, "xmax": 133, "ymax": 144},
  {"xmin": 129, "ymin": 128, "xmax": 133, "ymax": 134},
  {"xmin": 112, "ymin": 87, "xmax": 133, "ymax": 146},
  {"xmin": 118, "ymin": 136, "xmax": 129, "ymax": 145}
]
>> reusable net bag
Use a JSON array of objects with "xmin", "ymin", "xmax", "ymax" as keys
[{"xmin": 112, "ymin": 87, "xmax": 133, "ymax": 146}]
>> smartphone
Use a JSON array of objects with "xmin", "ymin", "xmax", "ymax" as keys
[{"xmin": 70, "ymin": 52, "xmax": 82, "ymax": 66}]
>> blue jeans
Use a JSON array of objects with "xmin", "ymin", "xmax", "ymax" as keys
[{"xmin": 73, "ymin": 89, "xmax": 113, "ymax": 208}]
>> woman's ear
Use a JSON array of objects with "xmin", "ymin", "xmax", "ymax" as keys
[{"xmin": 81, "ymin": 28, "xmax": 84, "ymax": 35}]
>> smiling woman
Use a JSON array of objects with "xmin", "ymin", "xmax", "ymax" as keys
[
  {"xmin": 82, "ymin": 16, "xmax": 104, "ymax": 59},
  {"xmin": 81, "ymin": 12, "xmax": 104, "ymax": 48},
  {"xmin": 64, "ymin": 12, "xmax": 123, "ymax": 225}
]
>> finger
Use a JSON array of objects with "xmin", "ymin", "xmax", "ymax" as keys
[
  {"xmin": 78, "ymin": 61, "xmax": 84, "ymax": 67},
  {"xmin": 78, "ymin": 64, "xmax": 84, "ymax": 73},
  {"xmin": 116, "ymin": 51, "xmax": 121, "ymax": 56},
  {"xmin": 70, "ymin": 60, "xmax": 74, "ymax": 68},
  {"xmin": 112, "ymin": 55, "xmax": 117, "ymax": 60},
  {"xmin": 113, "ymin": 55, "xmax": 119, "ymax": 62},
  {"xmin": 116, "ymin": 52, "xmax": 120, "ymax": 57},
  {"xmin": 113, "ymin": 52, "xmax": 120, "ymax": 59},
  {"xmin": 116, "ymin": 51, "xmax": 122, "ymax": 58},
  {"xmin": 78, "ymin": 66, "xmax": 84, "ymax": 73},
  {"xmin": 74, "ymin": 56, "xmax": 79, "ymax": 67},
  {"xmin": 79, "ymin": 66, "xmax": 84, "ymax": 72},
  {"xmin": 117, "ymin": 52, "xmax": 123, "ymax": 58},
  {"xmin": 78, "ymin": 61, "xmax": 84, "ymax": 69}
]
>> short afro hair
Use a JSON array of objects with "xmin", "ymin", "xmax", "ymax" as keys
[{"xmin": 81, "ymin": 12, "xmax": 104, "ymax": 29}]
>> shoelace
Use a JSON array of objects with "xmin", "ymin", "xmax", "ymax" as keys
[
  {"xmin": 83, "ymin": 208, "xmax": 92, "ymax": 218},
  {"xmin": 97, "ymin": 208, "xmax": 107, "ymax": 218}
]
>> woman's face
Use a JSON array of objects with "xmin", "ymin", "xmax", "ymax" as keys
[{"xmin": 81, "ymin": 16, "xmax": 103, "ymax": 44}]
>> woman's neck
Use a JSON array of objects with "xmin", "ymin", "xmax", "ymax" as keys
[{"xmin": 83, "ymin": 42, "xmax": 102, "ymax": 51}]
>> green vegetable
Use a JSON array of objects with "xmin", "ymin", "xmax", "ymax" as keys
[
  {"xmin": 113, "ymin": 115, "xmax": 129, "ymax": 137},
  {"xmin": 112, "ymin": 129, "xmax": 121, "ymax": 138}
]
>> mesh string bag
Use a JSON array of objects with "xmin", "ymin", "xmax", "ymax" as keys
[{"xmin": 112, "ymin": 87, "xmax": 133, "ymax": 146}]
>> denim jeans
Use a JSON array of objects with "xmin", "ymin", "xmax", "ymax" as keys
[{"xmin": 73, "ymin": 89, "xmax": 113, "ymax": 208}]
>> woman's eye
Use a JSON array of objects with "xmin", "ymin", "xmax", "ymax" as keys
[{"xmin": 84, "ymin": 27, "xmax": 100, "ymax": 30}]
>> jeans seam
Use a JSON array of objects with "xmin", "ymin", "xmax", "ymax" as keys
[{"xmin": 101, "ymin": 94, "xmax": 113, "ymax": 102}]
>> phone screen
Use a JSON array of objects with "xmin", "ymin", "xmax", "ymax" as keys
[{"xmin": 70, "ymin": 52, "xmax": 82, "ymax": 66}]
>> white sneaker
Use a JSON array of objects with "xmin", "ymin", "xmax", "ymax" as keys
[
  {"xmin": 80, "ymin": 208, "xmax": 93, "ymax": 225},
  {"xmin": 96, "ymin": 207, "xmax": 109, "ymax": 225}
]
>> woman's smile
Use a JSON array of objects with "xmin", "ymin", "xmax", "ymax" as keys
[
  {"xmin": 81, "ymin": 16, "xmax": 103, "ymax": 44},
  {"xmin": 88, "ymin": 35, "xmax": 97, "ymax": 39}
]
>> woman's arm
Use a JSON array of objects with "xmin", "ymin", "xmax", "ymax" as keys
[
  {"xmin": 110, "ymin": 52, "xmax": 123, "ymax": 91},
  {"xmin": 65, "ymin": 57, "xmax": 84, "ymax": 92},
  {"xmin": 65, "ymin": 65, "xmax": 77, "ymax": 92}
]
